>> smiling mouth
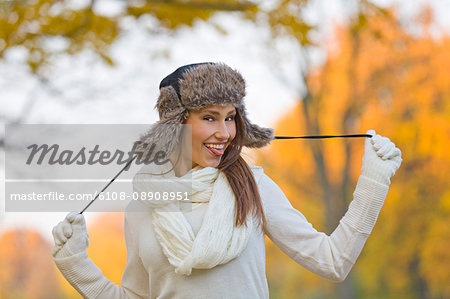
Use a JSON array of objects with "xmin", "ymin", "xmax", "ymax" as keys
[{"xmin": 203, "ymin": 143, "xmax": 225, "ymax": 156}]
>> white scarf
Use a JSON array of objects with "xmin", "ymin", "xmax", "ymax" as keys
[{"xmin": 132, "ymin": 162, "xmax": 255, "ymax": 275}]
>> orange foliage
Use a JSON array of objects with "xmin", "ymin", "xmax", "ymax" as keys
[
  {"xmin": 0, "ymin": 213, "xmax": 127, "ymax": 298},
  {"xmin": 258, "ymin": 6, "xmax": 450, "ymax": 299},
  {"xmin": 0, "ymin": 229, "xmax": 63, "ymax": 298},
  {"xmin": 87, "ymin": 212, "xmax": 127, "ymax": 285}
]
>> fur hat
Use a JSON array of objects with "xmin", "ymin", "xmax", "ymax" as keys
[{"xmin": 135, "ymin": 62, "xmax": 274, "ymax": 160}]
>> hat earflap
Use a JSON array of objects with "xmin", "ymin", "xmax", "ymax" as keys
[
  {"xmin": 239, "ymin": 107, "xmax": 275, "ymax": 148},
  {"xmin": 156, "ymin": 86, "xmax": 186, "ymax": 120},
  {"xmin": 135, "ymin": 113, "xmax": 187, "ymax": 163}
]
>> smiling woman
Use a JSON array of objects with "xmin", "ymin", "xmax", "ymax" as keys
[
  {"xmin": 183, "ymin": 104, "xmax": 237, "ymax": 169},
  {"xmin": 50, "ymin": 62, "xmax": 402, "ymax": 299}
]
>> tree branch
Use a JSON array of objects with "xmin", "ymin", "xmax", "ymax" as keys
[{"xmin": 145, "ymin": 0, "xmax": 257, "ymax": 11}]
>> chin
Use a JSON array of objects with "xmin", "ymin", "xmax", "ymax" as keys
[{"xmin": 197, "ymin": 158, "xmax": 221, "ymax": 168}]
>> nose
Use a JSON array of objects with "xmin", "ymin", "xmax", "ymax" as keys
[{"xmin": 215, "ymin": 121, "xmax": 230, "ymax": 140}]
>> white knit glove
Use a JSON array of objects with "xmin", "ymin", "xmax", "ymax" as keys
[
  {"xmin": 52, "ymin": 212, "xmax": 89, "ymax": 258},
  {"xmin": 361, "ymin": 130, "xmax": 402, "ymax": 186}
]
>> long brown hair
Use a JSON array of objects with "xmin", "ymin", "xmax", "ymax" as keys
[
  {"xmin": 218, "ymin": 108, "xmax": 267, "ymax": 234},
  {"xmin": 169, "ymin": 107, "xmax": 267, "ymax": 233}
]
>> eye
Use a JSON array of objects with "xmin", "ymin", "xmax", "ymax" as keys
[
  {"xmin": 203, "ymin": 116, "xmax": 214, "ymax": 121},
  {"xmin": 226, "ymin": 115, "xmax": 235, "ymax": 121}
]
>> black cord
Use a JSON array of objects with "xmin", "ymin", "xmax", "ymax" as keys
[
  {"xmin": 274, "ymin": 134, "xmax": 372, "ymax": 139},
  {"xmin": 79, "ymin": 155, "xmax": 137, "ymax": 214},
  {"xmin": 79, "ymin": 133, "xmax": 372, "ymax": 213}
]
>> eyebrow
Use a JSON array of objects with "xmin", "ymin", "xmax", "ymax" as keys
[{"xmin": 203, "ymin": 109, "xmax": 236, "ymax": 116}]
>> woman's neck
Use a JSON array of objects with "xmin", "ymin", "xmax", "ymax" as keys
[{"xmin": 169, "ymin": 154, "xmax": 199, "ymax": 177}]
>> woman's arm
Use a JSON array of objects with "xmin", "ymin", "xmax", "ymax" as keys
[
  {"xmin": 262, "ymin": 130, "xmax": 401, "ymax": 282},
  {"xmin": 52, "ymin": 211, "xmax": 149, "ymax": 298}
]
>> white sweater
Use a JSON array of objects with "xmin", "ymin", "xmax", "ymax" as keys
[{"xmin": 54, "ymin": 166, "xmax": 389, "ymax": 299}]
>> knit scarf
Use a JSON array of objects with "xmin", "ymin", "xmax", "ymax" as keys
[{"xmin": 132, "ymin": 162, "xmax": 254, "ymax": 276}]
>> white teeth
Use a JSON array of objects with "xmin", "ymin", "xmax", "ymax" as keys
[{"xmin": 205, "ymin": 143, "xmax": 225, "ymax": 149}]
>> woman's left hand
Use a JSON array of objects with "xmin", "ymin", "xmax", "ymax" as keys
[
  {"xmin": 361, "ymin": 130, "xmax": 402, "ymax": 185},
  {"xmin": 52, "ymin": 212, "xmax": 89, "ymax": 258}
]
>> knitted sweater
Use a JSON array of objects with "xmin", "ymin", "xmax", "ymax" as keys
[{"xmin": 54, "ymin": 166, "xmax": 389, "ymax": 299}]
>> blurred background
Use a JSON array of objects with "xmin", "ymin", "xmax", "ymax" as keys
[{"xmin": 0, "ymin": 0, "xmax": 449, "ymax": 298}]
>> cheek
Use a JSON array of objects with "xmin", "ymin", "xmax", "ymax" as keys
[{"xmin": 191, "ymin": 127, "xmax": 209, "ymax": 146}]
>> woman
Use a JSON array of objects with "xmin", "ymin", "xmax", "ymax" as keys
[{"xmin": 52, "ymin": 63, "xmax": 402, "ymax": 298}]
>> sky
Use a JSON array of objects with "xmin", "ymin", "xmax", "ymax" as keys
[{"xmin": 1, "ymin": 0, "xmax": 448, "ymax": 243}]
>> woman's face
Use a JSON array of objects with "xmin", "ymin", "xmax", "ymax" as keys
[{"xmin": 184, "ymin": 104, "xmax": 237, "ymax": 168}]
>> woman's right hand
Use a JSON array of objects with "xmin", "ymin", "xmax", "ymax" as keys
[
  {"xmin": 52, "ymin": 212, "xmax": 89, "ymax": 258},
  {"xmin": 361, "ymin": 130, "xmax": 402, "ymax": 185}
]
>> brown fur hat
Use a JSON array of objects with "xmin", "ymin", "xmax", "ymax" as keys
[{"xmin": 135, "ymin": 63, "xmax": 274, "ymax": 160}]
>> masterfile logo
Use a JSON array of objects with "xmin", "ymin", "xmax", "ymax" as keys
[{"xmin": 4, "ymin": 124, "xmax": 192, "ymax": 212}]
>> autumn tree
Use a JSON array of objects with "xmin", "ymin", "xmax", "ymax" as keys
[
  {"xmin": 257, "ymin": 6, "xmax": 450, "ymax": 299},
  {"xmin": 0, "ymin": 0, "xmax": 258, "ymax": 74},
  {"xmin": 0, "ymin": 228, "xmax": 64, "ymax": 298},
  {"xmin": 254, "ymin": 1, "xmax": 396, "ymax": 298},
  {"xmin": 0, "ymin": 213, "xmax": 127, "ymax": 298},
  {"xmin": 0, "ymin": 0, "xmax": 259, "ymax": 126}
]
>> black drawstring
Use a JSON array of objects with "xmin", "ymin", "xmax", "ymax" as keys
[
  {"xmin": 274, "ymin": 134, "xmax": 372, "ymax": 139},
  {"xmin": 79, "ymin": 133, "xmax": 372, "ymax": 213},
  {"xmin": 79, "ymin": 155, "xmax": 137, "ymax": 214}
]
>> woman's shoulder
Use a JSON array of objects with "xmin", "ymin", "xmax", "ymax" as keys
[
  {"xmin": 248, "ymin": 165, "xmax": 283, "ymax": 194},
  {"xmin": 248, "ymin": 165, "xmax": 268, "ymax": 185},
  {"xmin": 248, "ymin": 165, "xmax": 263, "ymax": 175},
  {"xmin": 249, "ymin": 165, "xmax": 263, "ymax": 171}
]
